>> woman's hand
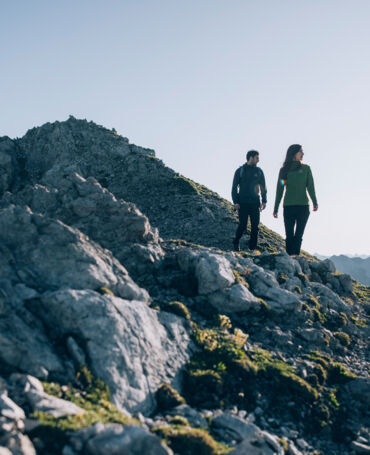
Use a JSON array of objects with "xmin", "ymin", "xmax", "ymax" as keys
[
  {"xmin": 313, "ymin": 205, "xmax": 319, "ymax": 211},
  {"xmin": 273, "ymin": 212, "xmax": 278, "ymax": 218}
]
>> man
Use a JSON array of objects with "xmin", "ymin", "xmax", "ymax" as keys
[{"xmin": 231, "ymin": 150, "xmax": 267, "ymax": 251}]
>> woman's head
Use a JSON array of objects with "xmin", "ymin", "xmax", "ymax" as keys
[
  {"xmin": 285, "ymin": 144, "xmax": 303, "ymax": 163},
  {"xmin": 281, "ymin": 144, "xmax": 303, "ymax": 179}
]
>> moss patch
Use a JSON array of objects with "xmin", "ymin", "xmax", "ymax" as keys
[
  {"xmin": 166, "ymin": 301, "xmax": 191, "ymax": 320},
  {"xmin": 29, "ymin": 368, "xmax": 138, "ymax": 454},
  {"xmin": 37, "ymin": 368, "xmax": 137, "ymax": 431},
  {"xmin": 333, "ymin": 331, "xmax": 351, "ymax": 346},
  {"xmin": 154, "ymin": 425, "xmax": 231, "ymax": 455},
  {"xmin": 156, "ymin": 383, "xmax": 186, "ymax": 411}
]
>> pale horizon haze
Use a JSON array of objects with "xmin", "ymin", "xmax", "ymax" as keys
[{"xmin": 1, "ymin": 0, "xmax": 370, "ymax": 256}]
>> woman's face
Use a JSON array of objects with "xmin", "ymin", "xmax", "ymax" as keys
[{"xmin": 294, "ymin": 149, "xmax": 304, "ymax": 161}]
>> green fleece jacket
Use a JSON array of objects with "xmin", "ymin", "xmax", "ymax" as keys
[{"xmin": 274, "ymin": 162, "xmax": 318, "ymax": 213}]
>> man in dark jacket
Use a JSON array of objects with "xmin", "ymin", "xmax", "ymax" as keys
[{"xmin": 232, "ymin": 150, "xmax": 267, "ymax": 251}]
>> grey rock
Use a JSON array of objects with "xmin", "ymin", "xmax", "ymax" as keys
[
  {"xmin": 351, "ymin": 441, "xmax": 370, "ymax": 453},
  {"xmin": 62, "ymin": 446, "xmax": 77, "ymax": 455},
  {"xmin": 208, "ymin": 283, "xmax": 260, "ymax": 314},
  {"xmin": 66, "ymin": 336, "xmax": 87, "ymax": 368},
  {"xmin": 26, "ymin": 390, "xmax": 84, "ymax": 418},
  {"xmin": 0, "ymin": 393, "xmax": 25, "ymax": 421},
  {"xmin": 167, "ymin": 404, "xmax": 208, "ymax": 429},
  {"xmin": 0, "ymin": 312, "xmax": 64, "ymax": 379},
  {"xmin": 83, "ymin": 424, "xmax": 171, "ymax": 455},
  {"xmin": 11, "ymin": 173, "xmax": 164, "ymax": 278},
  {"xmin": 288, "ymin": 441, "xmax": 303, "ymax": 455},
  {"xmin": 274, "ymin": 253, "xmax": 302, "ymax": 277},
  {"xmin": 344, "ymin": 378, "xmax": 370, "ymax": 406},
  {"xmin": 0, "ymin": 433, "xmax": 36, "ymax": 455},
  {"xmin": 229, "ymin": 427, "xmax": 284, "ymax": 455},
  {"xmin": 0, "ymin": 138, "xmax": 14, "ymax": 196},
  {"xmin": 212, "ymin": 412, "xmax": 262, "ymax": 442},
  {"xmin": 7, "ymin": 374, "xmax": 84, "ymax": 417},
  {"xmin": 338, "ymin": 273, "xmax": 353, "ymax": 293},
  {"xmin": 0, "ymin": 205, "xmax": 149, "ymax": 302},
  {"xmin": 310, "ymin": 282, "xmax": 349, "ymax": 313},
  {"xmin": 195, "ymin": 252, "xmax": 235, "ymax": 294},
  {"xmin": 298, "ymin": 328, "xmax": 331, "ymax": 346},
  {"xmin": 36, "ymin": 290, "xmax": 191, "ymax": 414},
  {"xmin": 310, "ymin": 258, "xmax": 336, "ymax": 274},
  {"xmin": 247, "ymin": 265, "xmax": 302, "ymax": 313}
]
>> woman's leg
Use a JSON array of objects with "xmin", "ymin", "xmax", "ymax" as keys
[
  {"xmin": 293, "ymin": 206, "xmax": 310, "ymax": 255},
  {"xmin": 283, "ymin": 206, "xmax": 296, "ymax": 255}
]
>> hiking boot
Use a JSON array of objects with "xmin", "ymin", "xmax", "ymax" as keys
[{"xmin": 233, "ymin": 239, "xmax": 240, "ymax": 252}]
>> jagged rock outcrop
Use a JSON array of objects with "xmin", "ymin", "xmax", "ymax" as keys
[{"xmin": 0, "ymin": 118, "xmax": 368, "ymax": 455}]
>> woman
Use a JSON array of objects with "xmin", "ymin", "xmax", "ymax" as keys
[{"xmin": 273, "ymin": 144, "xmax": 318, "ymax": 256}]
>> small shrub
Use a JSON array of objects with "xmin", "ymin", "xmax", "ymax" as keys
[
  {"xmin": 333, "ymin": 331, "xmax": 351, "ymax": 346},
  {"xmin": 97, "ymin": 286, "xmax": 115, "ymax": 296},
  {"xmin": 156, "ymin": 383, "xmax": 186, "ymax": 411},
  {"xmin": 167, "ymin": 301, "xmax": 191, "ymax": 320},
  {"xmin": 277, "ymin": 273, "xmax": 289, "ymax": 284},
  {"xmin": 328, "ymin": 362, "xmax": 357, "ymax": 384},
  {"xmin": 154, "ymin": 425, "xmax": 230, "ymax": 455},
  {"xmin": 214, "ymin": 315, "xmax": 232, "ymax": 330},
  {"xmin": 232, "ymin": 270, "xmax": 249, "ymax": 288},
  {"xmin": 169, "ymin": 416, "xmax": 190, "ymax": 426}
]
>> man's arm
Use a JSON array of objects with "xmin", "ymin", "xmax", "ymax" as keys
[
  {"xmin": 259, "ymin": 169, "xmax": 267, "ymax": 208},
  {"xmin": 231, "ymin": 168, "xmax": 240, "ymax": 205}
]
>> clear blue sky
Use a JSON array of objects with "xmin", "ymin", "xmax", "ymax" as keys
[{"xmin": 1, "ymin": 0, "xmax": 369, "ymax": 255}]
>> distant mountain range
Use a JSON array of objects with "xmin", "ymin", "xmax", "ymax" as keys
[{"xmin": 315, "ymin": 254, "xmax": 370, "ymax": 286}]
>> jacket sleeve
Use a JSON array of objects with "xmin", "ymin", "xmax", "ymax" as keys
[
  {"xmin": 273, "ymin": 169, "xmax": 285, "ymax": 213},
  {"xmin": 231, "ymin": 168, "xmax": 240, "ymax": 204},
  {"xmin": 306, "ymin": 166, "xmax": 318, "ymax": 206},
  {"xmin": 259, "ymin": 169, "xmax": 267, "ymax": 204}
]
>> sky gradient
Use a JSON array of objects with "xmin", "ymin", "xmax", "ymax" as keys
[{"xmin": 1, "ymin": 0, "xmax": 369, "ymax": 255}]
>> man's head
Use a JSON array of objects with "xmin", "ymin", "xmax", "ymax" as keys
[{"xmin": 246, "ymin": 150, "xmax": 259, "ymax": 165}]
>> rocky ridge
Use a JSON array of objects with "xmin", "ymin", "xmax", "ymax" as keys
[{"xmin": 0, "ymin": 117, "xmax": 369, "ymax": 455}]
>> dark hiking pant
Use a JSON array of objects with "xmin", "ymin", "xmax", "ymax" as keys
[
  {"xmin": 283, "ymin": 205, "xmax": 310, "ymax": 255},
  {"xmin": 234, "ymin": 203, "xmax": 260, "ymax": 250}
]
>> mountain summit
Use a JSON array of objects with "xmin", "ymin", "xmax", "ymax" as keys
[{"xmin": 0, "ymin": 118, "xmax": 369, "ymax": 455}]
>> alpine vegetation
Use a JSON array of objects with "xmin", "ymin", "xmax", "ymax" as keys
[{"xmin": 0, "ymin": 117, "xmax": 369, "ymax": 455}]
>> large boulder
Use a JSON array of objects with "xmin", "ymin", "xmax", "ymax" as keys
[
  {"xmin": 70, "ymin": 423, "xmax": 171, "ymax": 455},
  {"xmin": 10, "ymin": 173, "xmax": 163, "ymax": 277},
  {"xmin": 0, "ymin": 205, "xmax": 148, "ymax": 302},
  {"xmin": 208, "ymin": 284, "xmax": 261, "ymax": 314},
  {"xmin": 195, "ymin": 252, "xmax": 235, "ymax": 295},
  {"xmin": 247, "ymin": 265, "xmax": 302, "ymax": 313},
  {"xmin": 33, "ymin": 290, "xmax": 192, "ymax": 414}
]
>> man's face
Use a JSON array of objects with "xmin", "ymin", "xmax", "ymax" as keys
[{"xmin": 251, "ymin": 154, "xmax": 259, "ymax": 165}]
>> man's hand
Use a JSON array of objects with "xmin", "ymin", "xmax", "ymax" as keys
[
  {"xmin": 313, "ymin": 205, "xmax": 319, "ymax": 212},
  {"xmin": 273, "ymin": 212, "xmax": 278, "ymax": 218},
  {"xmin": 234, "ymin": 204, "xmax": 240, "ymax": 210},
  {"xmin": 260, "ymin": 203, "xmax": 266, "ymax": 211}
]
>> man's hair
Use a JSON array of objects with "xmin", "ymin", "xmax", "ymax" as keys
[{"xmin": 246, "ymin": 150, "xmax": 259, "ymax": 161}]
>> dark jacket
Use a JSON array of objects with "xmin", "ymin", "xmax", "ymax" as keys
[{"xmin": 232, "ymin": 163, "xmax": 267, "ymax": 205}]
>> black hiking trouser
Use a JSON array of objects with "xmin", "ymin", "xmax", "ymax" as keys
[
  {"xmin": 234, "ymin": 203, "xmax": 260, "ymax": 250},
  {"xmin": 283, "ymin": 205, "xmax": 310, "ymax": 255}
]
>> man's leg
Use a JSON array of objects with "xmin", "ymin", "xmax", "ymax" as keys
[
  {"xmin": 248, "ymin": 204, "xmax": 260, "ymax": 250},
  {"xmin": 283, "ymin": 206, "xmax": 297, "ymax": 255},
  {"xmin": 293, "ymin": 206, "xmax": 310, "ymax": 255},
  {"xmin": 234, "ymin": 204, "xmax": 249, "ymax": 250}
]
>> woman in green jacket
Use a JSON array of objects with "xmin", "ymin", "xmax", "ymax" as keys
[{"xmin": 273, "ymin": 144, "xmax": 318, "ymax": 256}]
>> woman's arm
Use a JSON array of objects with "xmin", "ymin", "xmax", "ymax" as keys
[
  {"xmin": 273, "ymin": 169, "xmax": 285, "ymax": 215},
  {"xmin": 307, "ymin": 166, "xmax": 318, "ymax": 208}
]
